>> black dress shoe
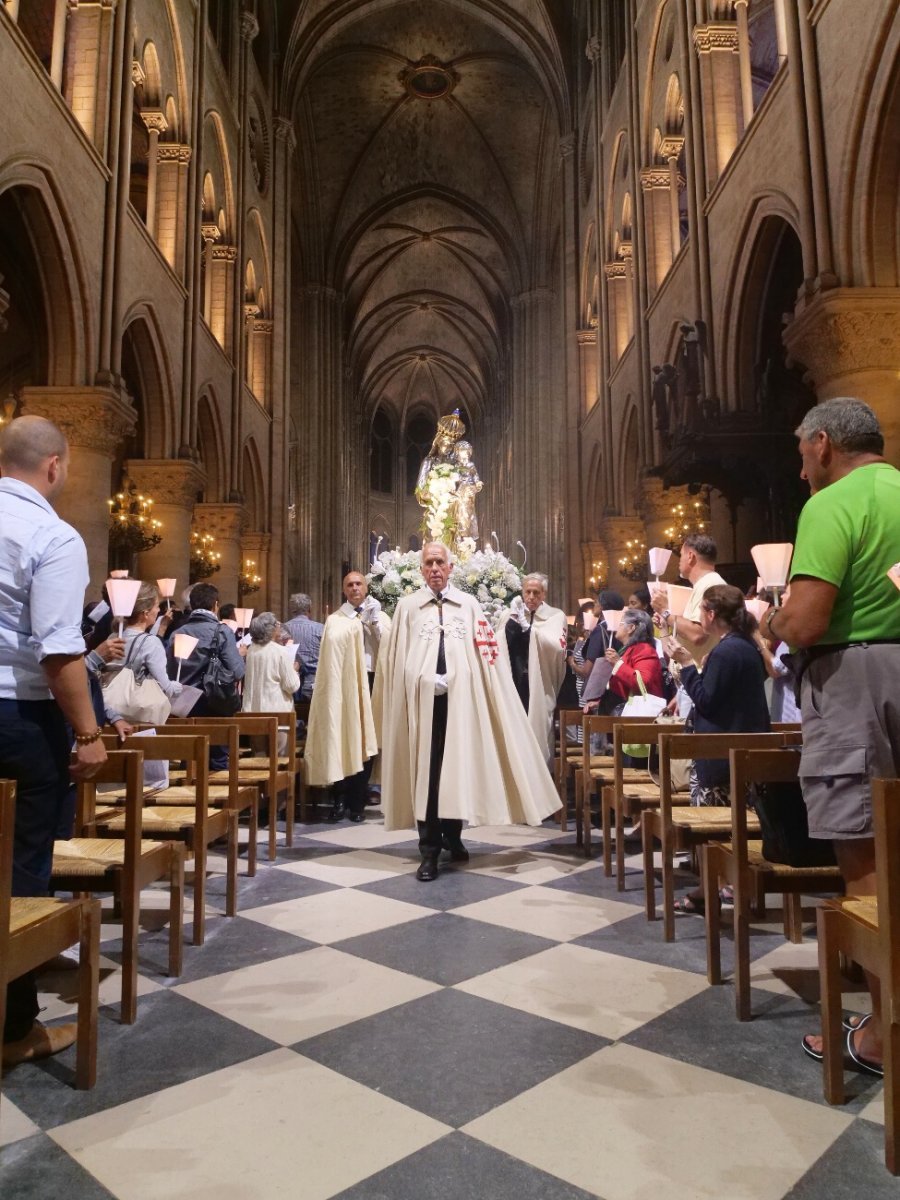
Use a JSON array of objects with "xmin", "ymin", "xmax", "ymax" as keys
[
  {"xmin": 416, "ymin": 855, "xmax": 439, "ymax": 882},
  {"xmin": 347, "ymin": 811, "xmax": 365, "ymax": 823},
  {"xmin": 441, "ymin": 836, "xmax": 469, "ymax": 863},
  {"xmin": 325, "ymin": 801, "xmax": 346, "ymax": 824}
]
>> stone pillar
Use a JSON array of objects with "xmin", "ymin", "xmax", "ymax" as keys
[
  {"xmin": 141, "ymin": 109, "xmax": 168, "ymax": 240},
  {"xmin": 578, "ymin": 328, "xmax": 598, "ymax": 416},
  {"xmin": 733, "ymin": 0, "xmax": 754, "ymax": 129},
  {"xmin": 63, "ymin": 0, "xmax": 116, "ymax": 154},
  {"xmin": 209, "ymin": 245, "xmax": 236, "ymax": 352},
  {"xmin": 248, "ymin": 317, "xmax": 272, "ymax": 407},
  {"xmin": 6, "ymin": 0, "xmax": 20, "ymax": 22},
  {"xmin": 127, "ymin": 459, "xmax": 206, "ymax": 590},
  {"xmin": 660, "ymin": 136, "xmax": 685, "ymax": 257},
  {"xmin": 640, "ymin": 168, "xmax": 677, "ymax": 294},
  {"xmin": 50, "ymin": 0, "xmax": 68, "ymax": 89},
  {"xmin": 638, "ymin": 478, "xmax": 705, "ymax": 573},
  {"xmin": 783, "ymin": 290, "xmax": 900, "ymax": 463},
  {"xmin": 693, "ymin": 22, "xmax": 742, "ymax": 188},
  {"xmin": 604, "ymin": 262, "xmax": 629, "ymax": 362},
  {"xmin": 20, "ymin": 386, "xmax": 136, "ymax": 591},
  {"xmin": 774, "ymin": 0, "xmax": 788, "ymax": 62},
  {"xmin": 200, "ymin": 222, "xmax": 220, "ymax": 324},
  {"xmin": 241, "ymin": 532, "xmax": 271, "ymax": 609},
  {"xmin": 192, "ymin": 503, "xmax": 246, "ymax": 603},
  {"xmin": 601, "ymin": 515, "xmax": 649, "ymax": 595},
  {"xmin": 155, "ymin": 144, "xmax": 192, "ymax": 276}
]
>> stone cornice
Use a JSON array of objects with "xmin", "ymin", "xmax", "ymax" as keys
[
  {"xmin": 693, "ymin": 23, "xmax": 739, "ymax": 54},
  {"xmin": 157, "ymin": 143, "xmax": 192, "ymax": 164},
  {"xmin": 641, "ymin": 167, "xmax": 672, "ymax": 191},
  {"xmin": 193, "ymin": 502, "xmax": 247, "ymax": 541},
  {"xmin": 784, "ymin": 288, "xmax": 900, "ymax": 382},
  {"xmin": 126, "ymin": 458, "xmax": 207, "ymax": 508},
  {"xmin": 242, "ymin": 531, "xmax": 271, "ymax": 553},
  {"xmin": 577, "ymin": 328, "xmax": 598, "ymax": 346},
  {"xmin": 20, "ymin": 386, "xmax": 135, "ymax": 456},
  {"xmin": 212, "ymin": 244, "xmax": 237, "ymax": 261},
  {"xmin": 604, "ymin": 261, "xmax": 627, "ymax": 279},
  {"xmin": 253, "ymin": 319, "xmax": 275, "ymax": 334}
]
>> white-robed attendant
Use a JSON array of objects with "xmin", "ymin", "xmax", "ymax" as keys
[
  {"xmin": 496, "ymin": 573, "xmax": 567, "ymax": 765},
  {"xmin": 305, "ymin": 571, "xmax": 391, "ymax": 823},
  {"xmin": 373, "ymin": 542, "xmax": 561, "ymax": 881}
]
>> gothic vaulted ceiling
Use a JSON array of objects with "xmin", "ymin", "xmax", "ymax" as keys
[{"xmin": 282, "ymin": 0, "xmax": 572, "ymax": 432}]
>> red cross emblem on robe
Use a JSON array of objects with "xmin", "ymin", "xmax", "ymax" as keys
[{"xmin": 475, "ymin": 619, "xmax": 499, "ymax": 665}]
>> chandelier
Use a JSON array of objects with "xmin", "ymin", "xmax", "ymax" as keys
[
  {"xmin": 664, "ymin": 500, "xmax": 708, "ymax": 551},
  {"xmin": 587, "ymin": 559, "xmax": 606, "ymax": 592},
  {"xmin": 107, "ymin": 478, "xmax": 163, "ymax": 555},
  {"xmin": 239, "ymin": 558, "xmax": 262, "ymax": 596},
  {"xmin": 618, "ymin": 539, "xmax": 647, "ymax": 582},
  {"xmin": 190, "ymin": 530, "xmax": 221, "ymax": 581}
]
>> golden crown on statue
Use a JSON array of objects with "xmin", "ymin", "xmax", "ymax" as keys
[{"xmin": 436, "ymin": 410, "xmax": 465, "ymax": 440}]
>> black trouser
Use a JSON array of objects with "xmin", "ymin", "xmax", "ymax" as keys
[
  {"xmin": 1, "ymin": 699, "xmax": 71, "ymax": 1043},
  {"xmin": 417, "ymin": 693, "xmax": 462, "ymax": 856},
  {"xmin": 333, "ymin": 758, "xmax": 373, "ymax": 814}
]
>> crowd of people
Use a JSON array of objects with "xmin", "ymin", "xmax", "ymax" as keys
[{"xmin": 2, "ymin": 396, "xmax": 899, "ymax": 1095}]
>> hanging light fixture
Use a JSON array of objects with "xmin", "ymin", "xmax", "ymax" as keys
[
  {"xmin": 239, "ymin": 558, "xmax": 262, "ymax": 597},
  {"xmin": 107, "ymin": 478, "xmax": 163, "ymax": 556},
  {"xmin": 663, "ymin": 499, "xmax": 708, "ymax": 551},
  {"xmin": 617, "ymin": 539, "xmax": 647, "ymax": 583},
  {"xmin": 190, "ymin": 531, "xmax": 221, "ymax": 581}
]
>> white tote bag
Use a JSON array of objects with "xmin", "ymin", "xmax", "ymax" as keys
[
  {"xmin": 619, "ymin": 670, "xmax": 667, "ymax": 719},
  {"xmin": 101, "ymin": 634, "xmax": 172, "ymax": 725}
]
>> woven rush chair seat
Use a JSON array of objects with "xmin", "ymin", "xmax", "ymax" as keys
[
  {"xmin": 96, "ymin": 806, "xmax": 218, "ymax": 835},
  {"xmin": 9, "ymin": 895, "xmax": 69, "ymax": 934},
  {"xmin": 234, "ymin": 756, "xmax": 290, "ymax": 770},
  {"xmin": 838, "ymin": 896, "xmax": 878, "ymax": 928},
  {"xmin": 669, "ymin": 808, "xmax": 761, "ymax": 833},
  {"xmin": 53, "ymin": 839, "xmax": 166, "ymax": 875},
  {"xmin": 742, "ymin": 841, "xmax": 844, "ymax": 878}
]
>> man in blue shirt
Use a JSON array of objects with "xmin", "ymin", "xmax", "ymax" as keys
[
  {"xmin": 283, "ymin": 592, "xmax": 324, "ymax": 700},
  {"xmin": 0, "ymin": 415, "xmax": 107, "ymax": 1068}
]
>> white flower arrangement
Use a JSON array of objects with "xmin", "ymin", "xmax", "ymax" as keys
[{"xmin": 365, "ymin": 546, "xmax": 523, "ymax": 621}]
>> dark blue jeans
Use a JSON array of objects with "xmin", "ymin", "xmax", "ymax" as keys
[{"xmin": 0, "ymin": 699, "xmax": 71, "ymax": 1042}]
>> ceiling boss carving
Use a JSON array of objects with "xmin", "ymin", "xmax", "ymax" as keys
[{"xmin": 399, "ymin": 56, "xmax": 459, "ymax": 101}]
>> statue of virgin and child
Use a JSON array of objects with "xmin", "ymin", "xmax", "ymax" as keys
[{"xmin": 414, "ymin": 409, "xmax": 482, "ymax": 552}]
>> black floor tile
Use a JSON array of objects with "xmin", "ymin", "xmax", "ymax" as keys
[
  {"xmin": 336, "ymin": 911, "xmax": 554, "ymax": 984},
  {"xmin": 296, "ymin": 989, "xmax": 606, "ymax": 1127},
  {"xmin": 622, "ymin": 984, "xmax": 883, "ymax": 1112},
  {"xmin": 2, "ymin": 990, "xmax": 278, "ymax": 1129},
  {"xmin": 358, "ymin": 868, "xmax": 529, "ymax": 912},
  {"xmin": 203, "ymin": 861, "xmax": 340, "ymax": 911},
  {"xmin": 0, "ymin": 1133, "xmax": 116, "ymax": 1199},
  {"xmin": 332, "ymin": 1131, "xmax": 605, "ymax": 1200},
  {"xmin": 785, "ymin": 1118, "xmax": 897, "ymax": 1197}
]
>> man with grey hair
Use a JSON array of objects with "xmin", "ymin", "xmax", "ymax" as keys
[
  {"xmin": 766, "ymin": 398, "xmax": 900, "ymax": 1077},
  {"xmin": 497, "ymin": 571, "xmax": 567, "ymax": 763},
  {"xmin": 0, "ymin": 416, "xmax": 107, "ymax": 1068},
  {"xmin": 283, "ymin": 592, "xmax": 324, "ymax": 701},
  {"xmin": 375, "ymin": 542, "xmax": 560, "ymax": 881}
]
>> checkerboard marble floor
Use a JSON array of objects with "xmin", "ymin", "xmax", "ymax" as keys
[{"xmin": 1, "ymin": 816, "xmax": 894, "ymax": 1199}]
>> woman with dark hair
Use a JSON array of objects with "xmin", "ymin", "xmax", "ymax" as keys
[
  {"xmin": 663, "ymin": 583, "xmax": 770, "ymax": 912},
  {"xmin": 627, "ymin": 586, "xmax": 652, "ymax": 612}
]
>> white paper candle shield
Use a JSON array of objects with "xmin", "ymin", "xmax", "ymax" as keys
[
  {"xmin": 105, "ymin": 578, "xmax": 142, "ymax": 635},
  {"xmin": 157, "ymin": 577, "xmax": 176, "ymax": 599},
  {"xmin": 648, "ymin": 547, "xmax": 672, "ymax": 577},
  {"xmin": 746, "ymin": 598, "xmax": 771, "ymax": 622},
  {"xmin": 234, "ymin": 607, "xmax": 254, "ymax": 630},
  {"xmin": 751, "ymin": 543, "xmax": 793, "ymax": 588},
  {"xmin": 173, "ymin": 633, "xmax": 199, "ymax": 660},
  {"xmin": 666, "ymin": 583, "xmax": 693, "ymax": 617},
  {"xmin": 583, "ymin": 610, "xmax": 598, "ymax": 632},
  {"xmin": 602, "ymin": 608, "xmax": 624, "ymax": 633},
  {"xmin": 221, "ymin": 619, "xmax": 238, "ymax": 632}
]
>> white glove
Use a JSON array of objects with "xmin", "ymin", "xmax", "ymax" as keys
[
  {"xmin": 510, "ymin": 595, "xmax": 530, "ymax": 631},
  {"xmin": 360, "ymin": 595, "xmax": 381, "ymax": 624}
]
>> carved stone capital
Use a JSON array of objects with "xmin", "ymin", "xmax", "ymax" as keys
[
  {"xmin": 252, "ymin": 318, "xmax": 274, "ymax": 334},
  {"xmin": 585, "ymin": 35, "xmax": 602, "ymax": 63},
  {"xmin": 240, "ymin": 12, "xmax": 259, "ymax": 42},
  {"xmin": 559, "ymin": 133, "xmax": 576, "ymax": 160},
  {"xmin": 20, "ymin": 386, "xmax": 136, "ymax": 457},
  {"xmin": 141, "ymin": 108, "xmax": 168, "ymax": 135},
  {"xmin": 273, "ymin": 116, "xmax": 297, "ymax": 151},
  {"xmin": 511, "ymin": 287, "xmax": 553, "ymax": 310},
  {"xmin": 659, "ymin": 135, "xmax": 685, "ymax": 161},
  {"xmin": 212, "ymin": 243, "xmax": 237, "ymax": 262},
  {"xmin": 157, "ymin": 143, "xmax": 192, "ymax": 164},
  {"xmin": 193, "ymin": 503, "xmax": 247, "ymax": 543},
  {"xmin": 131, "ymin": 59, "xmax": 146, "ymax": 88},
  {"xmin": 693, "ymin": 23, "xmax": 739, "ymax": 54},
  {"xmin": 783, "ymin": 289, "xmax": 900, "ymax": 387},
  {"xmin": 619, "ymin": 241, "xmax": 633, "ymax": 261},
  {"xmin": 577, "ymin": 328, "xmax": 598, "ymax": 347},
  {"xmin": 201, "ymin": 221, "xmax": 221, "ymax": 243},
  {"xmin": 602, "ymin": 516, "xmax": 648, "ymax": 560},
  {"xmin": 641, "ymin": 167, "xmax": 671, "ymax": 191},
  {"xmin": 637, "ymin": 477, "xmax": 704, "ymax": 525},
  {"xmin": 604, "ymin": 261, "xmax": 627, "ymax": 280},
  {"xmin": 242, "ymin": 532, "xmax": 271, "ymax": 555},
  {"xmin": 126, "ymin": 459, "xmax": 206, "ymax": 509}
]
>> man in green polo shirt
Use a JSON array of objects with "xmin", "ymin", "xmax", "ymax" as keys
[{"xmin": 765, "ymin": 398, "xmax": 900, "ymax": 1079}]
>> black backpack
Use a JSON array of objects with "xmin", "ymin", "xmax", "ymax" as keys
[
  {"xmin": 202, "ymin": 627, "xmax": 242, "ymax": 716},
  {"xmin": 753, "ymin": 779, "xmax": 838, "ymax": 868}
]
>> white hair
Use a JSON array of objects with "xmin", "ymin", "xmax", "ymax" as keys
[
  {"xmin": 523, "ymin": 572, "xmax": 548, "ymax": 592},
  {"xmin": 422, "ymin": 541, "xmax": 453, "ymax": 564}
]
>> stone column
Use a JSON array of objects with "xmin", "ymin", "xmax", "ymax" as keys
[
  {"xmin": 192, "ymin": 503, "xmax": 246, "ymax": 603},
  {"xmin": 50, "ymin": 0, "xmax": 68, "ymax": 89},
  {"xmin": 200, "ymin": 222, "xmax": 220, "ymax": 324},
  {"xmin": 640, "ymin": 167, "xmax": 676, "ymax": 295},
  {"xmin": 127, "ymin": 459, "xmax": 206, "ymax": 590},
  {"xmin": 783, "ymin": 290, "xmax": 900, "ymax": 462},
  {"xmin": 209, "ymin": 245, "xmax": 236, "ymax": 352},
  {"xmin": 733, "ymin": 0, "xmax": 754, "ymax": 129},
  {"xmin": 241, "ymin": 532, "xmax": 271, "ymax": 609},
  {"xmin": 140, "ymin": 109, "xmax": 168, "ymax": 240},
  {"xmin": 660, "ymin": 136, "xmax": 685, "ymax": 258},
  {"xmin": 20, "ymin": 386, "xmax": 136, "ymax": 590},
  {"xmin": 601, "ymin": 515, "xmax": 649, "ymax": 595},
  {"xmin": 578, "ymin": 328, "xmax": 598, "ymax": 416},
  {"xmin": 248, "ymin": 318, "xmax": 273, "ymax": 407},
  {"xmin": 693, "ymin": 22, "xmax": 742, "ymax": 189},
  {"xmin": 156, "ymin": 144, "xmax": 192, "ymax": 276},
  {"xmin": 63, "ymin": 0, "xmax": 116, "ymax": 154},
  {"xmin": 604, "ymin": 262, "xmax": 629, "ymax": 362}
]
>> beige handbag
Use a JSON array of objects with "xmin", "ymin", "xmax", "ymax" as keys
[
  {"xmin": 101, "ymin": 634, "xmax": 172, "ymax": 725},
  {"xmin": 650, "ymin": 714, "xmax": 691, "ymax": 792}
]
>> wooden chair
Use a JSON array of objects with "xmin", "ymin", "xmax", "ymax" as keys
[
  {"xmin": 52, "ymin": 749, "xmax": 185, "ymax": 1024},
  {"xmin": 154, "ymin": 721, "xmax": 260, "ymax": 878},
  {"xmin": 0, "ymin": 779, "xmax": 100, "ymax": 1092},
  {"xmin": 199, "ymin": 714, "xmax": 293, "ymax": 859},
  {"xmin": 702, "ymin": 747, "xmax": 843, "ymax": 1021},
  {"xmin": 556, "ymin": 708, "xmax": 586, "ymax": 830},
  {"xmin": 573, "ymin": 715, "xmax": 660, "ymax": 858},
  {"xmin": 602, "ymin": 719, "xmax": 688, "ymax": 887},
  {"xmin": 230, "ymin": 709, "xmax": 301, "ymax": 833},
  {"xmin": 816, "ymin": 778, "xmax": 900, "ymax": 1173},
  {"xmin": 94, "ymin": 733, "xmax": 237, "ymax": 946},
  {"xmin": 643, "ymin": 730, "xmax": 802, "ymax": 941}
]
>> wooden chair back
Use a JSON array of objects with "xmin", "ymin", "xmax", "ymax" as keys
[{"xmin": 77, "ymin": 749, "xmax": 146, "ymax": 879}]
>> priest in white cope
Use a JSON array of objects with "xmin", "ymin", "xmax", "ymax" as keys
[
  {"xmin": 305, "ymin": 571, "xmax": 391, "ymax": 823},
  {"xmin": 497, "ymin": 572, "xmax": 567, "ymax": 765},
  {"xmin": 373, "ymin": 542, "xmax": 561, "ymax": 881}
]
